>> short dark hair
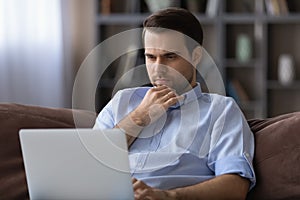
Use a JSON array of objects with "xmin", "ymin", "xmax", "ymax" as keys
[{"xmin": 142, "ymin": 7, "xmax": 203, "ymax": 52}]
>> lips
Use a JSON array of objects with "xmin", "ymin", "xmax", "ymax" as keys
[{"xmin": 154, "ymin": 78, "xmax": 171, "ymax": 86}]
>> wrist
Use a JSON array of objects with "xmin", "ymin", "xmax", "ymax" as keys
[
  {"xmin": 116, "ymin": 108, "xmax": 149, "ymax": 139},
  {"xmin": 164, "ymin": 189, "xmax": 178, "ymax": 200},
  {"xmin": 130, "ymin": 108, "xmax": 150, "ymax": 127}
]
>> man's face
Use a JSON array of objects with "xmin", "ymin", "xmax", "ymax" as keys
[{"xmin": 144, "ymin": 30, "xmax": 197, "ymax": 94}]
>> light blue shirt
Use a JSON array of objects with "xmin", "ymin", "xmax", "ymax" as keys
[{"xmin": 93, "ymin": 83, "xmax": 256, "ymax": 190}]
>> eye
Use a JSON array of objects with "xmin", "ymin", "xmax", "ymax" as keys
[
  {"xmin": 145, "ymin": 54, "xmax": 156, "ymax": 61},
  {"xmin": 165, "ymin": 53, "xmax": 177, "ymax": 60}
]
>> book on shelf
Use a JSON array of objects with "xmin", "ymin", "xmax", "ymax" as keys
[
  {"xmin": 277, "ymin": 0, "xmax": 289, "ymax": 15},
  {"xmin": 206, "ymin": 0, "xmax": 220, "ymax": 17},
  {"xmin": 226, "ymin": 79, "xmax": 250, "ymax": 104},
  {"xmin": 100, "ymin": 0, "xmax": 140, "ymax": 14},
  {"xmin": 265, "ymin": 0, "xmax": 289, "ymax": 16},
  {"xmin": 125, "ymin": 0, "xmax": 140, "ymax": 13},
  {"xmin": 186, "ymin": 0, "xmax": 207, "ymax": 13},
  {"xmin": 100, "ymin": 0, "xmax": 111, "ymax": 14}
]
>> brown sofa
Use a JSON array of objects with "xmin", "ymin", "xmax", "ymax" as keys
[{"xmin": 0, "ymin": 103, "xmax": 299, "ymax": 200}]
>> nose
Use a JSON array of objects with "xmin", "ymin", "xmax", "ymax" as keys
[{"xmin": 153, "ymin": 57, "xmax": 168, "ymax": 73}]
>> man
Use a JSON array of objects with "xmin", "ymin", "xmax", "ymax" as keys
[{"xmin": 94, "ymin": 8, "xmax": 255, "ymax": 200}]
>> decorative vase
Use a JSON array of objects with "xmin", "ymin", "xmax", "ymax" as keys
[
  {"xmin": 236, "ymin": 34, "xmax": 252, "ymax": 63},
  {"xmin": 278, "ymin": 54, "xmax": 295, "ymax": 86}
]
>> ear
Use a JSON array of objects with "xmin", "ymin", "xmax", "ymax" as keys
[{"xmin": 191, "ymin": 46, "xmax": 202, "ymax": 67}]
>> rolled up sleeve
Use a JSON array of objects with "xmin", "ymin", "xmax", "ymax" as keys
[{"xmin": 208, "ymin": 97, "xmax": 256, "ymax": 189}]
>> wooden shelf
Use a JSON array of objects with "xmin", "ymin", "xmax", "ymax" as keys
[
  {"xmin": 222, "ymin": 14, "xmax": 258, "ymax": 23},
  {"xmin": 96, "ymin": 13, "xmax": 147, "ymax": 25},
  {"xmin": 96, "ymin": 13, "xmax": 219, "ymax": 25},
  {"xmin": 265, "ymin": 14, "xmax": 300, "ymax": 23},
  {"xmin": 267, "ymin": 80, "xmax": 300, "ymax": 90},
  {"xmin": 94, "ymin": 0, "xmax": 300, "ymax": 117},
  {"xmin": 224, "ymin": 59, "xmax": 258, "ymax": 68}
]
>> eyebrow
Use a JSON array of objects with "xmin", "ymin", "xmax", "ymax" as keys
[
  {"xmin": 144, "ymin": 51, "xmax": 180, "ymax": 57},
  {"xmin": 144, "ymin": 53, "xmax": 154, "ymax": 57}
]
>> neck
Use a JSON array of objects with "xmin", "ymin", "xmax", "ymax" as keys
[{"xmin": 178, "ymin": 81, "xmax": 197, "ymax": 95}]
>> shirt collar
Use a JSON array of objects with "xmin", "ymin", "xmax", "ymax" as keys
[{"xmin": 169, "ymin": 83, "xmax": 202, "ymax": 109}]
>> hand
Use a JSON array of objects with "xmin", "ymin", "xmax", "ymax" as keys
[
  {"xmin": 117, "ymin": 85, "xmax": 183, "ymax": 146},
  {"xmin": 132, "ymin": 178, "xmax": 175, "ymax": 200},
  {"xmin": 132, "ymin": 85, "xmax": 183, "ymax": 126}
]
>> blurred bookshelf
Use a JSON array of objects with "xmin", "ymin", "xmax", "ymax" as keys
[{"xmin": 94, "ymin": 0, "xmax": 300, "ymax": 119}]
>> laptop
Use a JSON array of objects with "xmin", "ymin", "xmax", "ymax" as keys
[{"xmin": 19, "ymin": 128, "xmax": 134, "ymax": 200}]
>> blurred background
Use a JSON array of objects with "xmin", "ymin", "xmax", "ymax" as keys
[
  {"xmin": 0, "ymin": 0, "xmax": 96, "ymax": 108},
  {"xmin": 1, "ymin": 0, "xmax": 300, "ymax": 119}
]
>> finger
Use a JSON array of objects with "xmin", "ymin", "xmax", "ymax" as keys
[
  {"xmin": 167, "ymin": 91, "xmax": 177, "ymax": 98},
  {"xmin": 160, "ymin": 91, "xmax": 176, "ymax": 102},
  {"xmin": 176, "ymin": 95, "xmax": 185, "ymax": 101},
  {"xmin": 155, "ymin": 87, "xmax": 174, "ymax": 96},
  {"xmin": 146, "ymin": 86, "xmax": 169, "ymax": 99},
  {"xmin": 132, "ymin": 177, "xmax": 138, "ymax": 184},
  {"xmin": 152, "ymin": 85, "xmax": 175, "ymax": 94},
  {"xmin": 134, "ymin": 189, "xmax": 152, "ymax": 200},
  {"xmin": 163, "ymin": 95, "xmax": 184, "ymax": 108},
  {"xmin": 151, "ymin": 85, "xmax": 168, "ymax": 91},
  {"xmin": 133, "ymin": 179, "xmax": 146, "ymax": 190},
  {"xmin": 164, "ymin": 98, "xmax": 177, "ymax": 108}
]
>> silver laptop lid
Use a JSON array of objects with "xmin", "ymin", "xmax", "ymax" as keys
[{"xmin": 19, "ymin": 128, "xmax": 134, "ymax": 200}]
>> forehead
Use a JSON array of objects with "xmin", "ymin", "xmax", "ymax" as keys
[{"xmin": 144, "ymin": 29, "xmax": 188, "ymax": 54}]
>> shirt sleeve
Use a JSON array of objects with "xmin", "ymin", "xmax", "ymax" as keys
[
  {"xmin": 93, "ymin": 106, "xmax": 115, "ymax": 130},
  {"xmin": 93, "ymin": 91, "xmax": 121, "ymax": 130},
  {"xmin": 207, "ymin": 96, "xmax": 256, "ymax": 190}
]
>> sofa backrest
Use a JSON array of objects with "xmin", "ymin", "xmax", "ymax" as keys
[{"xmin": 247, "ymin": 112, "xmax": 300, "ymax": 200}]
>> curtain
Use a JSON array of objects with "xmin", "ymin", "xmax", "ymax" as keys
[
  {"xmin": 60, "ymin": 0, "xmax": 97, "ymax": 110},
  {"xmin": 0, "ymin": 0, "xmax": 65, "ymax": 107}
]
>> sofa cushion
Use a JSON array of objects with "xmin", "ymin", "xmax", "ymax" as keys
[
  {"xmin": 247, "ymin": 112, "xmax": 300, "ymax": 200},
  {"xmin": 0, "ymin": 103, "xmax": 96, "ymax": 200}
]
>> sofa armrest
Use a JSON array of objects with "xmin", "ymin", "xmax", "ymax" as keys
[{"xmin": 247, "ymin": 112, "xmax": 300, "ymax": 200}]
